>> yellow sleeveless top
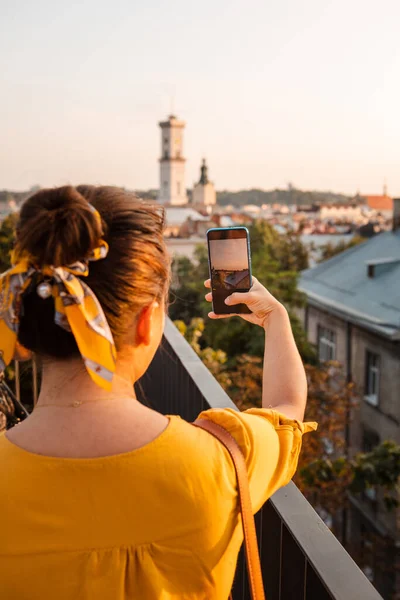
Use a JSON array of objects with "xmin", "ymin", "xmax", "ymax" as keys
[{"xmin": 0, "ymin": 408, "xmax": 316, "ymax": 600}]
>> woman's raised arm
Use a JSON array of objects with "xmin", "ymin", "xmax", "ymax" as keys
[{"xmin": 205, "ymin": 276, "xmax": 307, "ymax": 421}]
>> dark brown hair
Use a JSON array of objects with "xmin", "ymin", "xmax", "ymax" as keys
[{"xmin": 16, "ymin": 185, "xmax": 170, "ymax": 358}]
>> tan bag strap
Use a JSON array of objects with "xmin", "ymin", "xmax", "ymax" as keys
[{"xmin": 194, "ymin": 418, "xmax": 266, "ymax": 600}]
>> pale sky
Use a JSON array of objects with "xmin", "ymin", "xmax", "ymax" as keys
[
  {"xmin": 1, "ymin": 0, "xmax": 399, "ymax": 195},
  {"xmin": 209, "ymin": 239, "xmax": 249, "ymax": 270}
]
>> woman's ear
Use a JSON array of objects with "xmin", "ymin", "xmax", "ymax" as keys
[
  {"xmin": 136, "ymin": 301, "xmax": 160, "ymax": 346},
  {"xmin": 13, "ymin": 342, "xmax": 32, "ymax": 362}
]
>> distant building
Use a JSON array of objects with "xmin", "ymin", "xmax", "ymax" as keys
[
  {"xmin": 242, "ymin": 204, "xmax": 261, "ymax": 215},
  {"xmin": 298, "ymin": 199, "xmax": 400, "ymax": 599},
  {"xmin": 362, "ymin": 195, "xmax": 393, "ymax": 218},
  {"xmin": 320, "ymin": 204, "xmax": 363, "ymax": 221},
  {"xmin": 296, "ymin": 204, "xmax": 320, "ymax": 213},
  {"xmin": 211, "ymin": 215, "xmax": 236, "ymax": 228},
  {"xmin": 163, "ymin": 207, "xmax": 210, "ymax": 238},
  {"xmin": 192, "ymin": 159, "xmax": 216, "ymax": 208},
  {"xmin": 228, "ymin": 212, "xmax": 253, "ymax": 225},
  {"xmin": 158, "ymin": 115, "xmax": 188, "ymax": 206}
]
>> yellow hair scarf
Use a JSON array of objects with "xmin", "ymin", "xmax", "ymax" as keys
[{"xmin": 0, "ymin": 213, "xmax": 117, "ymax": 391}]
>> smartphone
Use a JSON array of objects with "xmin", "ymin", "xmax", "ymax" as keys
[{"xmin": 206, "ymin": 226, "xmax": 252, "ymax": 315}]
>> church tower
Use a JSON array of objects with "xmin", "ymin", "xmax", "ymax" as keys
[
  {"xmin": 192, "ymin": 158, "xmax": 216, "ymax": 208},
  {"xmin": 158, "ymin": 115, "xmax": 188, "ymax": 205}
]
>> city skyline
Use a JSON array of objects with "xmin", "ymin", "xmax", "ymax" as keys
[{"xmin": 0, "ymin": 0, "xmax": 399, "ymax": 195}]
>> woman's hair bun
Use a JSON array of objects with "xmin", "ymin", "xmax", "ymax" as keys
[{"xmin": 16, "ymin": 186, "xmax": 105, "ymax": 267}]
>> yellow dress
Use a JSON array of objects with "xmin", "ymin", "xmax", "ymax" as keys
[{"xmin": 0, "ymin": 408, "xmax": 316, "ymax": 600}]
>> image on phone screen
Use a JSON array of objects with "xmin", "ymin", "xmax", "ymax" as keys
[{"xmin": 207, "ymin": 227, "xmax": 252, "ymax": 315}]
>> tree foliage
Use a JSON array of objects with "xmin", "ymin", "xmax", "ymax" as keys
[
  {"xmin": 216, "ymin": 188, "xmax": 352, "ymax": 208},
  {"xmin": 0, "ymin": 213, "xmax": 17, "ymax": 272},
  {"xmin": 169, "ymin": 246, "xmax": 210, "ymax": 324},
  {"xmin": 174, "ymin": 318, "xmax": 231, "ymax": 391},
  {"xmin": 318, "ymin": 235, "xmax": 366, "ymax": 263},
  {"xmin": 301, "ymin": 441, "xmax": 400, "ymax": 512}
]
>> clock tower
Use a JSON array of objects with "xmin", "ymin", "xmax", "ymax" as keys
[{"xmin": 158, "ymin": 115, "xmax": 188, "ymax": 205}]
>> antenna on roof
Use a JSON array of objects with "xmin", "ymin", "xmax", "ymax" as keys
[
  {"xmin": 383, "ymin": 178, "xmax": 388, "ymax": 197},
  {"xmin": 170, "ymin": 86, "xmax": 176, "ymax": 117}
]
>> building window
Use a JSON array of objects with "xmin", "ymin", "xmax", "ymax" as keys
[
  {"xmin": 362, "ymin": 428, "xmax": 380, "ymax": 453},
  {"xmin": 163, "ymin": 181, "xmax": 168, "ymax": 194},
  {"xmin": 318, "ymin": 326, "xmax": 336, "ymax": 361},
  {"xmin": 177, "ymin": 182, "xmax": 181, "ymax": 195},
  {"xmin": 364, "ymin": 351, "xmax": 380, "ymax": 406},
  {"xmin": 362, "ymin": 428, "xmax": 380, "ymax": 503}
]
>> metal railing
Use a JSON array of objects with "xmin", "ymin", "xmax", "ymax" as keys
[
  {"xmin": 135, "ymin": 318, "xmax": 383, "ymax": 600},
  {"xmin": 13, "ymin": 317, "xmax": 383, "ymax": 599}
]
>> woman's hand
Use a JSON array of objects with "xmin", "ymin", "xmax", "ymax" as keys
[{"xmin": 204, "ymin": 276, "xmax": 286, "ymax": 328}]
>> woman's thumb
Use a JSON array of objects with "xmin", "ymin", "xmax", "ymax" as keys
[{"xmin": 225, "ymin": 292, "xmax": 250, "ymax": 306}]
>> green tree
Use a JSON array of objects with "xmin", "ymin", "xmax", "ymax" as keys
[
  {"xmin": 215, "ymin": 188, "xmax": 352, "ymax": 208},
  {"xmin": 169, "ymin": 245, "xmax": 210, "ymax": 323},
  {"xmin": 301, "ymin": 441, "xmax": 400, "ymax": 513},
  {"xmin": 318, "ymin": 236, "xmax": 366, "ymax": 263},
  {"xmin": 0, "ymin": 213, "xmax": 17, "ymax": 272},
  {"xmin": 174, "ymin": 318, "xmax": 231, "ymax": 390}
]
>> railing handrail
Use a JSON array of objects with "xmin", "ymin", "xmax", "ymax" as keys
[
  {"xmin": 272, "ymin": 483, "xmax": 382, "ymax": 600},
  {"xmin": 163, "ymin": 316, "xmax": 383, "ymax": 600},
  {"xmin": 164, "ymin": 318, "xmax": 238, "ymax": 411}
]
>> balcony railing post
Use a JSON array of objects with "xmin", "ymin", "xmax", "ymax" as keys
[
  {"xmin": 14, "ymin": 360, "xmax": 20, "ymax": 401},
  {"xmin": 32, "ymin": 356, "xmax": 38, "ymax": 406}
]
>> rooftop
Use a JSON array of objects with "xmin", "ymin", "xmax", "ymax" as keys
[
  {"xmin": 363, "ymin": 195, "xmax": 393, "ymax": 211},
  {"xmin": 299, "ymin": 230, "xmax": 400, "ymax": 339},
  {"xmin": 165, "ymin": 207, "xmax": 210, "ymax": 227}
]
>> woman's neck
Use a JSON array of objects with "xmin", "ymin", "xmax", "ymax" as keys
[
  {"xmin": 6, "ymin": 356, "xmax": 171, "ymax": 458},
  {"xmin": 36, "ymin": 357, "xmax": 137, "ymax": 408}
]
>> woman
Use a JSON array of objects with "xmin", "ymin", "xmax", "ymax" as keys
[{"xmin": 0, "ymin": 185, "xmax": 316, "ymax": 599}]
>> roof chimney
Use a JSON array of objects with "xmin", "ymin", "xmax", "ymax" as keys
[{"xmin": 393, "ymin": 198, "xmax": 400, "ymax": 232}]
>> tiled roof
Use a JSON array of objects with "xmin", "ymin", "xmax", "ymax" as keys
[
  {"xmin": 363, "ymin": 195, "xmax": 393, "ymax": 211},
  {"xmin": 299, "ymin": 230, "xmax": 400, "ymax": 339}
]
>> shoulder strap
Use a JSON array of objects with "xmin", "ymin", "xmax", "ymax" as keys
[{"xmin": 193, "ymin": 418, "xmax": 266, "ymax": 600}]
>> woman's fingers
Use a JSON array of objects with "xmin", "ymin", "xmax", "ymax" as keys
[
  {"xmin": 205, "ymin": 274, "xmax": 282, "ymax": 328},
  {"xmin": 225, "ymin": 292, "xmax": 251, "ymax": 306}
]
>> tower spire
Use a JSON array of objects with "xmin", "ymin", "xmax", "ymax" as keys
[
  {"xmin": 192, "ymin": 157, "xmax": 216, "ymax": 208},
  {"xmin": 199, "ymin": 158, "xmax": 209, "ymax": 185}
]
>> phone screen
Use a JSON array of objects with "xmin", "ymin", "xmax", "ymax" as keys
[{"xmin": 207, "ymin": 227, "xmax": 252, "ymax": 315}]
